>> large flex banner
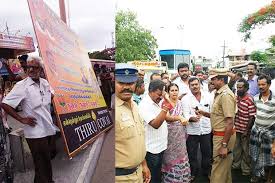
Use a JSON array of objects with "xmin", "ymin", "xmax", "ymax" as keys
[{"xmin": 27, "ymin": 0, "xmax": 113, "ymax": 157}]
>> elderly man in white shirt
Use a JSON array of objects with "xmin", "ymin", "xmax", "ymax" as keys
[
  {"xmin": 138, "ymin": 79, "xmax": 171, "ymax": 183},
  {"xmin": 182, "ymin": 77, "xmax": 212, "ymax": 181},
  {"xmin": 1, "ymin": 56, "xmax": 58, "ymax": 183}
]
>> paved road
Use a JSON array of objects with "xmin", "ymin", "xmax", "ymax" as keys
[{"xmin": 91, "ymin": 122, "xmax": 115, "ymax": 183}]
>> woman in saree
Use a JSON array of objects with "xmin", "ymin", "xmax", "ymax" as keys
[{"xmin": 162, "ymin": 83, "xmax": 191, "ymax": 183}]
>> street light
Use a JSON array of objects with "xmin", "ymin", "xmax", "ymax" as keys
[{"xmin": 177, "ymin": 24, "xmax": 184, "ymax": 48}]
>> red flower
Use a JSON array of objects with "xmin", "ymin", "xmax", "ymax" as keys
[{"xmin": 258, "ymin": 7, "xmax": 267, "ymax": 15}]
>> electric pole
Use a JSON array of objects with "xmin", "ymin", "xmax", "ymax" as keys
[
  {"xmin": 177, "ymin": 24, "xmax": 184, "ymax": 48},
  {"xmin": 111, "ymin": 32, "xmax": 115, "ymax": 48},
  {"xmin": 221, "ymin": 40, "xmax": 227, "ymax": 67},
  {"xmin": 59, "ymin": 0, "xmax": 67, "ymax": 24}
]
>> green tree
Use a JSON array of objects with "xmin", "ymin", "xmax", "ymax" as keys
[
  {"xmin": 268, "ymin": 35, "xmax": 275, "ymax": 47},
  {"xmin": 88, "ymin": 48, "xmax": 115, "ymax": 60},
  {"xmin": 115, "ymin": 11, "xmax": 158, "ymax": 63},
  {"xmin": 250, "ymin": 51, "xmax": 268, "ymax": 63}
]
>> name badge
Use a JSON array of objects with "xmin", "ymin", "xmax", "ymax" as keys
[{"xmin": 121, "ymin": 113, "xmax": 131, "ymax": 122}]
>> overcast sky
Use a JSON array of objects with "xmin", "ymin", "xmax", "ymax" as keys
[
  {"xmin": 117, "ymin": 0, "xmax": 275, "ymax": 60},
  {"xmin": 0, "ymin": 0, "xmax": 115, "ymax": 52}
]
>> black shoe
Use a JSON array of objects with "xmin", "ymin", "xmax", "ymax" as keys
[{"xmin": 250, "ymin": 176, "xmax": 265, "ymax": 183}]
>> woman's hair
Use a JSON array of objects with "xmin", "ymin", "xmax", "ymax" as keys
[{"xmin": 167, "ymin": 83, "xmax": 179, "ymax": 93}]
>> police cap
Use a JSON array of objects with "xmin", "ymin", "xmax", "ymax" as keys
[
  {"xmin": 115, "ymin": 63, "xmax": 138, "ymax": 83},
  {"xmin": 209, "ymin": 68, "xmax": 228, "ymax": 80}
]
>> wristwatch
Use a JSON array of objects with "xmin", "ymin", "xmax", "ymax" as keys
[{"xmin": 222, "ymin": 142, "xmax": 228, "ymax": 148}]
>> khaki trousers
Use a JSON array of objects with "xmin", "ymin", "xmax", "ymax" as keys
[
  {"xmin": 232, "ymin": 132, "xmax": 251, "ymax": 174},
  {"xmin": 210, "ymin": 133, "xmax": 236, "ymax": 183},
  {"xmin": 115, "ymin": 165, "xmax": 143, "ymax": 183}
]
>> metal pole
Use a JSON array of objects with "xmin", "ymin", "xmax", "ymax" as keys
[
  {"xmin": 59, "ymin": 0, "xmax": 67, "ymax": 24},
  {"xmin": 222, "ymin": 40, "xmax": 225, "ymax": 67},
  {"xmin": 177, "ymin": 25, "xmax": 184, "ymax": 49}
]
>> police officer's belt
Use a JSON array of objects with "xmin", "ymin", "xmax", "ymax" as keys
[
  {"xmin": 213, "ymin": 128, "xmax": 235, "ymax": 136},
  {"xmin": 115, "ymin": 167, "xmax": 137, "ymax": 176}
]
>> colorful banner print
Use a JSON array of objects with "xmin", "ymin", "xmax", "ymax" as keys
[{"xmin": 27, "ymin": 0, "xmax": 113, "ymax": 157}]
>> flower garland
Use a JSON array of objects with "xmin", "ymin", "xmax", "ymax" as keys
[{"xmin": 238, "ymin": 0, "xmax": 275, "ymax": 41}]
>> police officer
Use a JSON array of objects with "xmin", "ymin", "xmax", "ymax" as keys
[
  {"xmin": 115, "ymin": 63, "xmax": 151, "ymax": 183},
  {"xmin": 197, "ymin": 68, "xmax": 236, "ymax": 183}
]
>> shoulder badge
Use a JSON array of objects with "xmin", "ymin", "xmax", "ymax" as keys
[{"xmin": 222, "ymin": 90, "xmax": 228, "ymax": 95}]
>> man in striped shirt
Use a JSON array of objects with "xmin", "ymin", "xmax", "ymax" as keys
[
  {"xmin": 250, "ymin": 74, "xmax": 275, "ymax": 182},
  {"xmin": 232, "ymin": 78, "xmax": 256, "ymax": 176}
]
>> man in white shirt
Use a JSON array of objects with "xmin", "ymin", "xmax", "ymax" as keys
[
  {"xmin": 173, "ymin": 63, "xmax": 191, "ymax": 99},
  {"xmin": 194, "ymin": 70, "xmax": 209, "ymax": 92},
  {"xmin": 182, "ymin": 77, "xmax": 212, "ymax": 181},
  {"xmin": 1, "ymin": 56, "xmax": 58, "ymax": 183},
  {"xmin": 138, "ymin": 79, "xmax": 170, "ymax": 183}
]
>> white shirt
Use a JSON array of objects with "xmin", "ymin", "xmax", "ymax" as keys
[
  {"xmin": 209, "ymin": 90, "xmax": 216, "ymax": 105},
  {"xmin": 271, "ymin": 79, "xmax": 275, "ymax": 94},
  {"xmin": 138, "ymin": 94, "xmax": 168, "ymax": 154},
  {"xmin": 181, "ymin": 91, "xmax": 212, "ymax": 135},
  {"xmin": 173, "ymin": 77, "xmax": 190, "ymax": 96},
  {"xmin": 3, "ymin": 77, "xmax": 58, "ymax": 138},
  {"xmin": 142, "ymin": 82, "xmax": 150, "ymax": 97},
  {"xmin": 201, "ymin": 81, "xmax": 209, "ymax": 93}
]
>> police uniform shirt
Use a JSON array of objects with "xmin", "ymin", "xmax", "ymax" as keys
[
  {"xmin": 211, "ymin": 84, "xmax": 236, "ymax": 131},
  {"xmin": 115, "ymin": 95, "xmax": 146, "ymax": 169}
]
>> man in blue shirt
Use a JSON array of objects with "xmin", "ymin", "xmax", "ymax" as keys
[{"xmin": 247, "ymin": 63, "xmax": 259, "ymax": 97}]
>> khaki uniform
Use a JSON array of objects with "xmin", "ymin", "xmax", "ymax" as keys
[
  {"xmin": 115, "ymin": 96, "xmax": 146, "ymax": 183},
  {"xmin": 210, "ymin": 85, "xmax": 236, "ymax": 183}
]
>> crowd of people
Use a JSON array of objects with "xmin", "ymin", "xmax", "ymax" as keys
[
  {"xmin": 93, "ymin": 63, "xmax": 115, "ymax": 109},
  {"xmin": 115, "ymin": 62, "xmax": 275, "ymax": 183}
]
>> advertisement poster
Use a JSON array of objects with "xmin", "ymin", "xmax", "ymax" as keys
[{"xmin": 27, "ymin": 0, "xmax": 113, "ymax": 157}]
